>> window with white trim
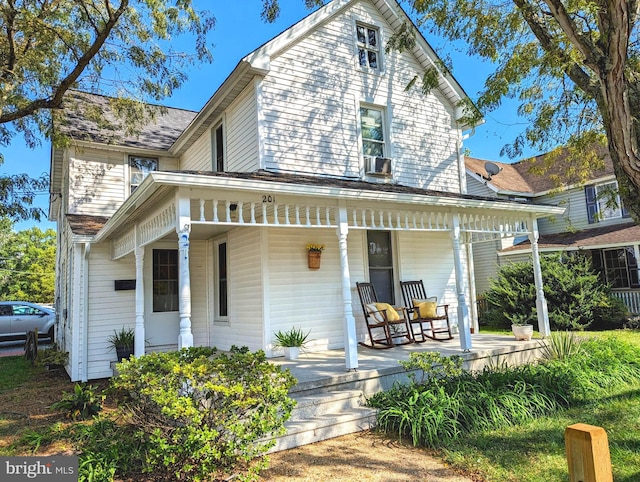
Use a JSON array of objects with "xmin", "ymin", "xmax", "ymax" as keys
[
  {"xmin": 129, "ymin": 156, "xmax": 158, "ymax": 194},
  {"xmin": 356, "ymin": 23, "xmax": 380, "ymax": 71},
  {"xmin": 214, "ymin": 239, "xmax": 228, "ymax": 319},
  {"xmin": 360, "ymin": 106, "xmax": 386, "ymax": 158},
  {"xmin": 152, "ymin": 249, "xmax": 178, "ymax": 312},
  {"xmin": 211, "ymin": 123, "xmax": 224, "ymax": 172},
  {"xmin": 585, "ymin": 181, "xmax": 629, "ymax": 223}
]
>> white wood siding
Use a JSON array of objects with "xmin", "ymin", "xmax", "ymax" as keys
[
  {"xmin": 68, "ymin": 147, "xmax": 178, "ymax": 216},
  {"xmin": 212, "ymin": 228, "xmax": 264, "ymax": 351},
  {"xmin": 260, "ymin": 1, "xmax": 461, "ymax": 191},
  {"xmin": 189, "ymin": 240, "xmax": 209, "ymax": 347},
  {"xmin": 68, "ymin": 148, "xmax": 125, "ymax": 216},
  {"xmin": 267, "ymin": 227, "xmax": 346, "ymax": 351},
  {"xmin": 181, "ymin": 131, "xmax": 212, "ymax": 171},
  {"xmin": 397, "ymin": 231, "xmax": 467, "ymax": 328},
  {"xmin": 226, "ymin": 85, "xmax": 259, "ymax": 172},
  {"xmin": 536, "ymin": 187, "xmax": 631, "ymax": 234},
  {"xmin": 86, "ymin": 243, "xmax": 136, "ymax": 380}
]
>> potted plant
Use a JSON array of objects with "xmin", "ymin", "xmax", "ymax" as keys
[
  {"xmin": 509, "ymin": 313, "xmax": 534, "ymax": 341},
  {"xmin": 108, "ymin": 326, "xmax": 135, "ymax": 361},
  {"xmin": 306, "ymin": 243, "xmax": 325, "ymax": 269},
  {"xmin": 273, "ymin": 326, "xmax": 312, "ymax": 360}
]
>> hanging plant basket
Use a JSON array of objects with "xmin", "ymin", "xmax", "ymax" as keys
[{"xmin": 308, "ymin": 251, "xmax": 322, "ymax": 269}]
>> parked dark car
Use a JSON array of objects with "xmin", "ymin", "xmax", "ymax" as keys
[{"xmin": 0, "ymin": 302, "xmax": 55, "ymax": 340}]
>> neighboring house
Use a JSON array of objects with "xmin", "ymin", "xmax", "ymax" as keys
[
  {"xmin": 466, "ymin": 150, "xmax": 640, "ymax": 313},
  {"xmin": 49, "ymin": 0, "xmax": 563, "ymax": 381}
]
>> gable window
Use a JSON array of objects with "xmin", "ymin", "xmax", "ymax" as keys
[
  {"xmin": 153, "ymin": 249, "xmax": 178, "ymax": 312},
  {"xmin": 360, "ymin": 106, "xmax": 385, "ymax": 158},
  {"xmin": 130, "ymin": 156, "xmax": 158, "ymax": 194},
  {"xmin": 585, "ymin": 181, "xmax": 628, "ymax": 223},
  {"xmin": 356, "ymin": 23, "xmax": 380, "ymax": 70},
  {"xmin": 212, "ymin": 123, "xmax": 224, "ymax": 172}
]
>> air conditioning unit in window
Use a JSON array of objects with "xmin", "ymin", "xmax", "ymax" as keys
[{"xmin": 365, "ymin": 156, "xmax": 392, "ymax": 177}]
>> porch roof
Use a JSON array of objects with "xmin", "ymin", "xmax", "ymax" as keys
[
  {"xmin": 94, "ymin": 170, "xmax": 565, "ymax": 246},
  {"xmin": 499, "ymin": 222, "xmax": 640, "ymax": 254}
]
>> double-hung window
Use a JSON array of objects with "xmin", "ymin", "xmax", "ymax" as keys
[
  {"xmin": 591, "ymin": 247, "xmax": 640, "ymax": 289},
  {"xmin": 360, "ymin": 107, "xmax": 385, "ymax": 158},
  {"xmin": 129, "ymin": 156, "xmax": 158, "ymax": 194},
  {"xmin": 585, "ymin": 181, "xmax": 628, "ymax": 223},
  {"xmin": 356, "ymin": 23, "xmax": 380, "ymax": 71}
]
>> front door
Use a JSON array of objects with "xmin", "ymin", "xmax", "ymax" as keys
[{"xmin": 367, "ymin": 231, "xmax": 394, "ymax": 303}]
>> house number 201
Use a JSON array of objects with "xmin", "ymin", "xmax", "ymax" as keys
[{"xmin": 262, "ymin": 195, "xmax": 276, "ymax": 203}]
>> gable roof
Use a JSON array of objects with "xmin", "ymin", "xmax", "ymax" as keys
[
  {"xmin": 466, "ymin": 145, "xmax": 615, "ymax": 196},
  {"xmin": 171, "ymin": 0, "xmax": 478, "ymax": 156},
  {"xmin": 57, "ymin": 91, "xmax": 197, "ymax": 151}
]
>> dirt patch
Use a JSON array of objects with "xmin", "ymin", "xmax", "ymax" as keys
[{"xmin": 1, "ymin": 368, "xmax": 476, "ymax": 481}]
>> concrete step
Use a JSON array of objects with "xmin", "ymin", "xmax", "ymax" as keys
[
  {"xmin": 269, "ymin": 405, "xmax": 377, "ymax": 453},
  {"xmin": 267, "ymin": 388, "xmax": 377, "ymax": 453},
  {"xmin": 287, "ymin": 389, "xmax": 366, "ymax": 422}
]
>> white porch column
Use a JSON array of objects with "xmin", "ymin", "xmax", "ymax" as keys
[
  {"xmin": 529, "ymin": 216, "xmax": 550, "ymax": 337},
  {"xmin": 134, "ymin": 246, "xmax": 145, "ymax": 357},
  {"xmin": 177, "ymin": 194, "xmax": 193, "ymax": 348},
  {"xmin": 451, "ymin": 214, "xmax": 472, "ymax": 352},
  {"xmin": 337, "ymin": 204, "xmax": 358, "ymax": 370}
]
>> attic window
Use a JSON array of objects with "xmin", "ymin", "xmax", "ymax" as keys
[{"xmin": 356, "ymin": 23, "xmax": 380, "ymax": 70}]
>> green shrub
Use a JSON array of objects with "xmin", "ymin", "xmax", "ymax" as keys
[
  {"xmin": 484, "ymin": 253, "xmax": 626, "ymax": 330},
  {"xmin": 51, "ymin": 383, "xmax": 104, "ymax": 421},
  {"xmin": 369, "ymin": 340, "xmax": 640, "ymax": 448},
  {"xmin": 109, "ymin": 346, "xmax": 297, "ymax": 481}
]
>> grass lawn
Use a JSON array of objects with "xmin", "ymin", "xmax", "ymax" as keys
[{"xmin": 438, "ymin": 329, "xmax": 640, "ymax": 481}]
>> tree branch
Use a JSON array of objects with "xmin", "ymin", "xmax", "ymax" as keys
[
  {"xmin": 513, "ymin": 0, "xmax": 600, "ymax": 98},
  {"xmin": 0, "ymin": 0, "xmax": 129, "ymax": 124}
]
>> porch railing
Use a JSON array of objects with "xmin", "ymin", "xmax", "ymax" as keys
[{"xmin": 611, "ymin": 290, "xmax": 640, "ymax": 315}]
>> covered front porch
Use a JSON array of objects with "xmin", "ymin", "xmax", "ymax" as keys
[
  {"xmin": 90, "ymin": 170, "xmax": 564, "ymax": 379},
  {"xmin": 272, "ymin": 332, "xmax": 542, "ymax": 392}
]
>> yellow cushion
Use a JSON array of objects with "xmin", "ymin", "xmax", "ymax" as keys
[
  {"xmin": 413, "ymin": 298, "xmax": 437, "ymax": 319},
  {"xmin": 373, "ymin": 302, "xmax": 401, "ymax": 321}
]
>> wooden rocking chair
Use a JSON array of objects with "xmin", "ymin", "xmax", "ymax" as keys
[
  {"xmin": 356, "ymin": 282, "xmax": 413, "ymax": 349},
  {"xmin": 400, "ymin": 280, "xmax": 453, "ymax": 342}
]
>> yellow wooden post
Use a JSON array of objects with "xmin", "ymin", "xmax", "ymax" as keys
[{"xmin": 565, "ymin": 423, "xmax": 613, "ymax": 482}]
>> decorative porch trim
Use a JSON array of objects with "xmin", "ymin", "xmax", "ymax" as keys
[{"xmin": 111, "ymin": 201, "xmax": 176, "ymax": 260}]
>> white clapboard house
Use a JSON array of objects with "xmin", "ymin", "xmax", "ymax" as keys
[{"xmin": 49, "ymin": 0, "xmax": 563, "ymax": 381}]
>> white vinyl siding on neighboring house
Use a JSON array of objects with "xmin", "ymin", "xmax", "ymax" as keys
[
  {"xmin": 259, "ymin": 1, "xmax": 461, "ymax": 191},
  {"xmin": 536, "ymin": 184, "xmax": 630, "ymax": 235},
  {"xmin": 465, "ymin": 174, "xmax": 497, "ymax": 197}
]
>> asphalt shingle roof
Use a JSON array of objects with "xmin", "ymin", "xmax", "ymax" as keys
[
  {"xmin": 501, "ymin": 222, "xmax": 640, "ymax": 252},
  {"xmin": 58, "ymin": 91, "xmax": 197, "ymax": 151}
]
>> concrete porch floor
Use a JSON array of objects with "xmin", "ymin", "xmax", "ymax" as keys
[{"xmin": 270, "ymin": 333, "xmax": 543, "ymax": 394}]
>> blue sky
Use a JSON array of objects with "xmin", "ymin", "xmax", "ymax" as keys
[{"xmin": 1, "ymin": 0, "xmax": 535, "ymax": 231}]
